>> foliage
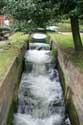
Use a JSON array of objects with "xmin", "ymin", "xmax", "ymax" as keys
[
  {"xmin": 9, "ymin": 20, "xmax": 38, "ymax": 33},
  {"xmin": 0, "ymin": 0, "xmax": 7, "ymax": 14},
  {"xmin": 5, "ymin": 0, "xmax": 83, "ymax": 27},
  {"xmin": 6, "ymin": 0, "xmax": 60, "ymax": 27},
  {"xmin": 5, "ymin": 0, "xmax": 83, "ymax": 50},
  {"xmin": 5, "ymin": 0, "xmax": 83, "ymax": 26},
  {"xmin": 6, "ymin": 0, "xmax": 34, "ymax": 20},
  {"xmin": 8, "ymin": 32, "xmax": 28, "ymax": 48},
  {"xmin": 59, "ymin": 0, "xmax": 83, "ymax": 17}
]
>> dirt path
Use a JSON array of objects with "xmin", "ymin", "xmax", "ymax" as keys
[{"xmin": 61, "ymin": 32, "xmax": 83, "ymax": 35}]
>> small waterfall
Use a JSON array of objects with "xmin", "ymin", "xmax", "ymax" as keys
[
  {"xmin": 29, "ymin": 43, "xmax": 50, "ymax": 50},
  {"xmin": 13, "ymin": 42, "xmax": 70, "ymax": 125}
]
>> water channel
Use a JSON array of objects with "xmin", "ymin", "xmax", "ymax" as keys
[{"xmin": 12, "ymin": 34, "xmax": 70, "ymax": 125}]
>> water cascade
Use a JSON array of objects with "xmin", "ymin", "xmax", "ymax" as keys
[
  {"xmin": 32, "ymin": 33, "xmax": 47, "ymax": 40},
  {"xmin": 12, "ymin": 35, "xmax": 70, "ymax": 125}
]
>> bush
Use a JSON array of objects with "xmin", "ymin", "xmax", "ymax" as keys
[{"xmin": 9, "ymin": 20, "xmax": 37, "ymax": 33}]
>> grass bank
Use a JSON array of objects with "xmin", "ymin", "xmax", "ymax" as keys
[
  {"xmin": 0, "ymin": 32, "xmax": 29, "ymax": 81},
  {"xmin": 56, "ymin": 23, "xmax": 83, "ymax": 32},
  {"xmin": 49, "ymin": 33, "xmax": 83, "ymax": 69}
]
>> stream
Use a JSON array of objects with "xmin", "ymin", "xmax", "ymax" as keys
[{"xmin": 12, "ymin": 38, "xmax": 70, "ymax": 125}]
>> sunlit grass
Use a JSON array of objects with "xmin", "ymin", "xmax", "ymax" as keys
[
  {"xmin": 49, "ymin": 33, "xmax": 83, "ymax": 49},
  {"xmin": 57, "ymin": 23, "xmax": 83, "ymax": 32},
  {"xmin": 0, "ymin": 32, "xmax": 29, "ymax": 80},
  {"xmin": 0, "ymin": 48, "xmax": 18, "ymax": 80},
  {"xmin": 49, "ymin": 33, "xmax": 83, "ymax": 69}
]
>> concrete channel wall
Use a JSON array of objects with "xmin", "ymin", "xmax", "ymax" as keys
[
  {"xmin": 0, "ymin": 44, "xmax": 27, "ymax": 125},
  {"xmin": 50, "ymin": 37, "xmax": 83, "ymax": 125}
]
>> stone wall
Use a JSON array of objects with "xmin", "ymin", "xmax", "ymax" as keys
[
  {"xmin": 0, "ymin": 44, "xmax": 27, "ymax": 125},
  {"xmin": 50, "ymin": 37, "xmax": 83, "ymax": 125}
]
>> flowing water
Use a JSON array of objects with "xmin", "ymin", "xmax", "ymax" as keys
[{"xmin": 13, "ymin": 42, "xmax": 70, "ymax": 125}]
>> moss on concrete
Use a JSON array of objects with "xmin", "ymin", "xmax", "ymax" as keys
[
  {"xmin": 57, "ymin": 61, "xmax": 79, "ymax": 125},
  {"xmin": 7, "ymin": 97, "xmax": 18, "ymax": 125},
  {"xmin": 48, "ymin": 32, "xmax": 81, "ymax": 125},
  {"xmin": 0, "ymin": 32, "xmax": 28, "ymax": 125},
  {"xmin": 57, "ymin": 60, "xmax": 66, "ymax": 94},
  {"xmin": 6, "ymin": 47, "xmax": 26, "ymax": 125},
  {"xmin": 67, "ymin": 96, "xmax": 79, "ymax": 125},
  {"xmin": 51, "ymin": 47, "xmax": 57, "ymax": 57}
]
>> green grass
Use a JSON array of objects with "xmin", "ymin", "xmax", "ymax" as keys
[
  {"xmin": 49, "ymin": 33, "xmax": 83, "ymax": 69},
  {"xmin": 50, "ymin": 33, "xmax": 83, "ymax": 49},
  {"xmin": 0, "ymin": 32, "xmax": 29, "ymax": 81},
  {"xmin": 56, "ymin": 23, "xmax": 83, "ymax": 32},
  {"xmin": 8, "ymin": 32, "xmax": 28, "ymax": 48},
  {"xmin": 0, "ymin": 49, "xmax": 18, "ymax": 80},
  {"xmin": 57, "ymin": 23, "xmax": 71, "ymax": 32},
  {"xmin": 50, "ymin": 33, "xmax": 74, "ymax": 48}
]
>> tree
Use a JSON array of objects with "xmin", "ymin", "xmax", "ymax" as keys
[
  {"xmin": 6, "ymin": 0, "xmax": 55, "ymax": 27},
  {"xmin": 6, "ymin": 0, "xmax": 83, "ymax": 51},
  {"xmin": 0, "ymin": 0, "xmax": 7, "ymax": 14},
  {"xmin": 59, "ymin": 0, "xmax": 83, "ymax": 51},
  {"xmin": 33, "ymin": 0, "xmax": 83, "ymax": 51}
]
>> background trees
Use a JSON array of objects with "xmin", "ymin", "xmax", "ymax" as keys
[
  {"xmin": 5, "ymin": 0, "xmax": 83, "ymax": 51},
  {"xmin": 32, "ymin": 0, "xmax": 83, "ymax": 51},
  {"xmin": 0, "ymin": 0, "xmax": 7, "ymax": 14},
  {"xmin": 6, "ymin": 0, "xmax": 55, "ymax": 27},
  {"xmin": 59, "ymin": 0, "xmax": 83, "ymax": 51}
]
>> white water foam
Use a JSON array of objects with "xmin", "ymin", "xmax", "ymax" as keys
[
  {"xmin": 13, "ymin": 113, "xmax": 64, "ymax": 125},
  {"xmin": 25, "ymin": 50, "xmax": 52, "ymax": 64},
  {"xmin": 13, "ymin": 42, "xmax": 66, "ymax": 125},
  {"xmin": 20, "ymin": 73, "xmax": 63, "ymax": 103},
  {"xmin": 32, "ymin": 33, "xmax": 47, "ymax": 39}
]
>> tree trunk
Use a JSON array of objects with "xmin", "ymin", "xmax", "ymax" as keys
[{"xmin": 70, "ymin": 16, "xmax": 82, "ymax": 51}]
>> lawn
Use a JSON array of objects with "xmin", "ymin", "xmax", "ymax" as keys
[
  {"xmin": 50, "ymin": 33, "xmax": 83, "ymax": 49},
  {"xmin": 56, "ymin": 23, "xmax": 83, "ymax": 32},
  {"xmin": 0, "ymin": 32, "xmax": 29, "ymax": 81},
  {"xmin": 49, "ymin": 33, "xmax": 83, "ymax": 69}
]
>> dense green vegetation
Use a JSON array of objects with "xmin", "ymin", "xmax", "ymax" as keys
[
  {"xmin": 5, "ymin": 0, "xmax": 83, "ymax": 51},
  {"xmin": 0, "ymin": 0, "xmax": 7, "ymax": 14},
  {"xmin": 0, "ymin": 32, "xmax": 28, "ymax": 80},
  {"xmin": 9, "ymin": 20, "xmax": 37, "ymax": 33}
]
